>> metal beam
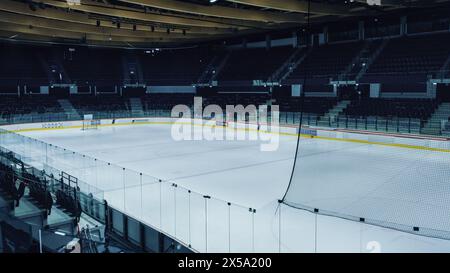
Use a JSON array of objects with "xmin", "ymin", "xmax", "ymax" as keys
[
  {"xmin": 38, "ymin": 0, "xmax": 248, "ymax": 29},
  {"xmin": 83, "ymin": 0, "xmax": 277, "ymax": 30},
  {"xmin": 353, "ymin": 0, "xmax": 403, "ymax": 7},
  {"xmin": 117, "ymin": 0, "xmax": 305, "ymax": 23},
  {"xmin": 0, "ymin": 11, "xmax": 216, "ymax": 39},
  {"xmin": 0, "ymin": 0, "xmax": 237, "ymax": 34},
  {"xmin": 0, "ymin": 30, "xmax": 183, "ymax": 47},
  {"xmin": 0, "ymin": 21, "xmax": 190, "ymax": 43},
  {"xmin": 226, "ymin": 0, "xmax": 353, "ymax": 16}
]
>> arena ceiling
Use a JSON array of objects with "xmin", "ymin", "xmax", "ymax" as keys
[{"xmin": 0, "ymin": 0, "xmax": 448, "ymax": 47}]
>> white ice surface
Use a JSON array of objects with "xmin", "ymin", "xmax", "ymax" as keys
[{"xmin": 7, "ymin": 123, "xmax": 450, "ymax": 253}]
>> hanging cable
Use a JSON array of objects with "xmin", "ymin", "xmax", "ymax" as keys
[{"xmin": 281, "ymin": 0, "xmax": 312, "ymax": 203}]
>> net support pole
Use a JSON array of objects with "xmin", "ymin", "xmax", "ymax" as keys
[
  {"xmin": 359, "ymin": 217, "xmax": 365, "ymax": 253},
  {"xmin": 278, "ymin": 200, "xmax": 282, "ymax": 253},
  {"xmin": 140, "ymin": 173, "xmax": 143, "ymax": 220},
  {"xmin": 228, "ymin": 202, "xmax": 231, "ymax": 253},
  {"xmin": 173, "ymin": 183, "xmax": 177, "ymax": 239},
  {"xmin": 188, "ymin": 190, "xmax": 191, "ymax": 248},
  {"xmin": 39, "ymin": 229, "xmax": 43, "ymax": 253},
  {"xmin": 122, "ymin": 167, "xmax": 126, "ymax": 212},
  {"xmin": 359, "ymin": 221, "xmax": 363, "ymax": 253},
  {"xmin": 203, "ymin": 195, "xmax": 211, "ymax": 253},
  {"xmin": 251, "ymin": 208, "xmax": 256, "ymax": 253},
  {"xmin": 314, "ymin": 208, "xmax": 319, "ymax": 253},
  {"xmin": 159, "ymin": 179, "xmax": 162, "ymax": 229}
]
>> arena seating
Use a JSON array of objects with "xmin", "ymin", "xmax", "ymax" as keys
[
  {"xmin": 202, "ymin": 93, "xmax": 270, "ymax": 109},
  {"xmin": 138, "ymin": 47, "xmax": 215, "ymax": 86},
  {"xmin": 341, "ymin": 98, "xmax": 439, "ymax": 120},
  {"xmin": 2, "ymin": 32, "xmax": 450, "ymax": 89},
  {"xmin": 287, "ymin": 41, "xmax": 365, "ymax": 81},
  {"xmin": 0, "ymin": 96, "xmax": 63, "ymax": 119},
  {"xmin": 0, "ymin": 160, "xmax": 52, "ymax": 212},
  {"xmin": 218, "ymin": 46, "xmax": 295, "ymax": 81},
  {"xmin": 27, "ymin": 173, "xmax": 53, "ymax": 213},
  {"xmin": 68, "ymin": 94, "xmax": 129, "ymax": 114},
  {"xmin": 343, "ymin": 39, "xmax": 384, "ymax": 80},
  {"xmin": 362, "ymin": 33, "xmax": 450, "ymax": 84},
  {"xmin": 56, "ymin": 186, "xmax": 81, "ymax": 218},
  {"xmin": 141, "ymin": 94, "xmax": 196, "ymax": 110},
  {"xmin": 0, "ymin": 43, "xmax": 47, "ymax": 85},
  {"xmin": 275, "ymin": 96, "xmax": 338, "ymax": 114},
  {"xmin": 0, "ymin": 153, "xmax": 79, "ymax": 241},
  {"xmin": 62, "ymin": 47, "xmax": 122, "ymax": 84},
  {"xmin": 0, "ymin": 91, "xmax": 441, "ymax": 134},
  {"xmin": 0, "ymin": 163, "xmax": 17, "ymax": 200},
  {"xmin": 1, "ymin": 32, "xmax": 450, "ymax": 135}
]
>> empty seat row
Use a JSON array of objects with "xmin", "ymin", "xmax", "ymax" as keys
[{"xmin": 341, "ymin": 98, "xmax": 438, "ymax": 119}]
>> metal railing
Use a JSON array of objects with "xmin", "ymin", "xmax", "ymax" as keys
[{"xmin": 0, "ymin": 110, "xmax": 438, "ymax": 136}]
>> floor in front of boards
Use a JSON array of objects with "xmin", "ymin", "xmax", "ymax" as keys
[{"xmin": 9, "ymin": 124, "xmax": 450, "ymax": 253}]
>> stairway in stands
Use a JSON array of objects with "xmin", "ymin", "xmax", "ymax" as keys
[
  {"xmin": 197, "ymin": 54, "xmax": 223, "ymax": 84},
  {"xmin": 338, "ymin": 40, "xmax": 371, "ymax": 81},
  {"xmin": 421, "ymin": 102, "xmax": 450, "ymax": 135},
  {"xmin": 210, "ymin": 51, "xmax": 231, "ymax": 82},
  {"xmin": 38, "ymin": 51, "xmax": 71, "ymax": 84},
  {"xmin": 58, "ymin": 99, "xmax": 81, "ymax": 120},
  {"xmin": 437, "ymin": 53, "xmax": 450, "ymax": 79},
  {"xmin": 129, "ymin": 97, "xmax": 145, "ymax": 117},
  {"xmin": 317, "ymin": 100, "xmax": 351, "ymax": 127},
  {"xmin": 355, "ymin": 39, "xmax": 389, "ymax": 82},
  {"xmin": 122, "ymin": 53, "xmax": 144, "ymax": 85},
  {"xmin": 271, "ymin": 47, "xmax": 311, "ymax": 82}
]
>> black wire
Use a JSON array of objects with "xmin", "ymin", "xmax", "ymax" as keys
[{"xmin": 280, "ymin": 0, "xmax": 311, "ymax": 203}]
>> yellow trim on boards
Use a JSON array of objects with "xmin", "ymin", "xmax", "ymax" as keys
[{"xmin": 4, "ymin": 120, "xmax": 450, "ymax": 153}]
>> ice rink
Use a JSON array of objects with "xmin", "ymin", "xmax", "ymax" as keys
[{"xmin": 9, "ymin": 122, "xmax": 450, "ymax": 253}]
